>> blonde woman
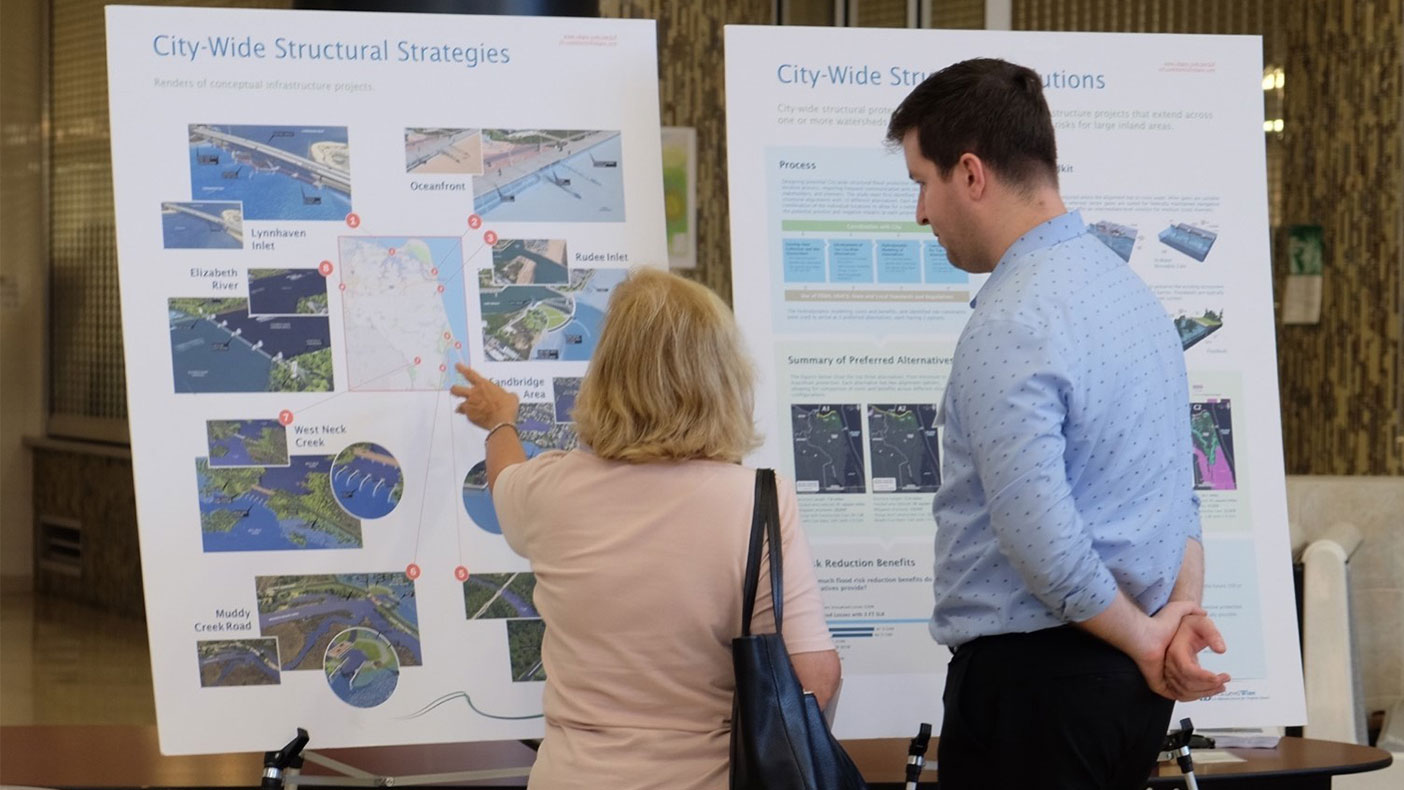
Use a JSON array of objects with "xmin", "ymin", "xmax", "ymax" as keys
[{"xmin": 452, "ymin": 267, "xmax": 839, "ymax": 790}]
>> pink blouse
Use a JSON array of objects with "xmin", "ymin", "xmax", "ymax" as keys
[{"xmin": 495, "ymin": 449, "xmax": 834, "ymax": 790}]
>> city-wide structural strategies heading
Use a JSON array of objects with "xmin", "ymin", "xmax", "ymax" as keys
[{"xmin": 151, "ymin": 34, "xmax": 511, "ymax": 68}]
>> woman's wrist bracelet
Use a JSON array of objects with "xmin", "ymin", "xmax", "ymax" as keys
[{"xmin": 484, "ymin": 421, "xmax": 519, "ymax": 443}]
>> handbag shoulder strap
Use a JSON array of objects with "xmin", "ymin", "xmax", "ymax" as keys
[{"xmin": 740, "ymin": 468, "xmax": 783, "ymax": 637}]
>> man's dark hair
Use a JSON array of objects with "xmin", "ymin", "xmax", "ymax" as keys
[{"xmin": 886, "ymin": 58, "xmax": 1058, "ymax": 189}]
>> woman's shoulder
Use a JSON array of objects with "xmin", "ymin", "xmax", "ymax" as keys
[{"xmin": 499, "ymin": 448, "xmax": 574, "ymax": 488}]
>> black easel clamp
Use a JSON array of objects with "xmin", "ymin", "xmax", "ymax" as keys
[
  {"xmin": 262, "ymin": 728, "xmax": 310, "ymax": 790},
  {"xmin": 1161, "ymin": 717, "xmax": 1201, "ymax": 790},
  {"xmin": 904, "ymin": 722, "xmax": 933, "ymax": 790}
]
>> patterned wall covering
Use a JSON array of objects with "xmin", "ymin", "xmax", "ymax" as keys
[
  {"xmin": 1274, "ymin": 2, "xmax": 1402, "ymax": 475},
  {"xmin": 47, "ymin": 0, "xmax": 295, "ymax": 441},
  {"xmin": 928, "ymin": 0, "xmax": 985, "ymax": 30},
  {"xmin": 1013, "ymin": 0, "xmax": 1403, "ymax": 475},
  {"xmin": 852, "ymin": 0, "xmax": 910, "ymax": 28},
  {"xmin": 599, "ymin": 0, "xmax": 776, "ymax": 303}
]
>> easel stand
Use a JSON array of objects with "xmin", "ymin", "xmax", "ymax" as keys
[{"xmin": 262, "ymin": 729, "xmax": 534, "ymax": 789}]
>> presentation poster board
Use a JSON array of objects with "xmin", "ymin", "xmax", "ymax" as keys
[
  {"xmin": 106, "ymin": 6, "xmax": 665, "ymax": 754},
  {"xmin": 725, "ymin": 25, "xmax": 1305, "ymax": 736}
]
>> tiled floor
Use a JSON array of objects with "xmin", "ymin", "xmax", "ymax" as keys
[{"xmin": 0, "ymin": 592, "xmax": 156, "ymax": 725}]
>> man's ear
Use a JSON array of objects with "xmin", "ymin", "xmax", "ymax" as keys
[{"xmin": 959, "ymin": 153, "xmax": 987, "ymax": 200}]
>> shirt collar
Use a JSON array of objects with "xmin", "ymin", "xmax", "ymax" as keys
[{"xmin": 971, "ymin": 210, "xmax": 1085, "ymax": 308}]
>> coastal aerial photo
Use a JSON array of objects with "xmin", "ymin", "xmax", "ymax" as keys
[
  {"xmin": 161, "ymin": 201, "xmax": 243, "ymax": 249},
  {"xmin": 256, "ymin": 572, "xmax": 420, "ymax": 673},
  {"xmin": 169, "ymin": 297, "xmax": 333, "ymax": 393},
  {"xmin": 474, "ymin": 129, "xmax": 624, "ymax": 222},
  {"xmin": 196, "ymin": 455, "xmax": 362, "ymax": 552},
  {"xmin": 405, "ymin": 127, "xmax": 483, "ymax": 174},
  {"xmin": 197, "ymin": 638, "xmax": 281, "ymax": 687},
  {"xmin": 206, "ymin": 418, "xmax": 289, "ymax": 468},
  {"xmin": 189, "ymin": 123, "xmax": 350, "ymax": 221}
]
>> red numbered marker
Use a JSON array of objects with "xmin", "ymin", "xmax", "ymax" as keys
[
  {"xmin": 454, "ymin": 566, "xmax": 469, "ymax": 582},
  {"xmin": 413, "ymin": 356, "xmax": 422, "ymax": 365},
  {"xmin": 467, "ymin": 214, "xmax": 482, "ymax": 230},
  {"xmin": 483, "ymin": 230, "xmax": 498, "ymax": 245},
  {"xmin": 443, "ymin": 331, "xmax": 452, "ymax": 339},
  {"xmin": 406, "ymin": 563, "xmax": 421, "ymax": 580},
  {"xmin": 339, "ymin": 283, "xmax": 347, "ymax": 291},
  {"xmin": 436, "ymin": 284, "xmax": 445, "ymax": 293},
  {"xmin": 318, "ymin": 260, "xmax": 334, "ymax": 277},
  {"xmin": 388, "ymin": 247, "xmax": 397, "ymax": 257},
  {"xmin": 345, "ymin": 212, "xmax": 361, "ymax": 228},
  {"xmin": 278, "ymin": 409, "xmax": 294, "ymax": 426},
  {"xmin": 454, "ymin": 341, "xmax": 462, "ymax": 349},
  {"xmin": 431, "ymin": 267, "xmax": 439, "ymax": 276},
  {"xmin": 438, "ymin": 363, "xmax": 447, "ymax": 372}
]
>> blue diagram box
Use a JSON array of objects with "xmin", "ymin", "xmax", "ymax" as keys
[
  {"xmin": 875, "ymin": 241, "xmax": 921, "ymax": 283},
  {"xmin": 1159, "ymin": 223, "xmax": 1218, "ymax": 262},
  {"xmin": 829, "ymin": 240, "xmax": 874, "ymax": 283},
  {"xmin": 924, "ymin": 241, "xmax": 968, "ymax": 284},
  {"xmin": 1088, "ymin": 220, "xmax": 1138, "ymax": 263},
  {"xmin": 782, "ymin": 239, "xmax": 828, "ymax": 283}
]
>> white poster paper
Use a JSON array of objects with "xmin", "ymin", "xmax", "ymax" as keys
[
  {"xmin": 724, "ymin": 25, "xmax": 1305, "ymax": 736},
  {"xmin": 106, "ymin": 6, "xmax": 665, "ymax": 754}
]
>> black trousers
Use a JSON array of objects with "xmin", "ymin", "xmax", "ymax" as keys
[{"xmin": 937, "ymin": 626, "xmax": 1174, "ymax": 790}]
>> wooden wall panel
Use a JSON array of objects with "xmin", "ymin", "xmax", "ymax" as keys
[
  {"xmin": 32, "ymin": 447, "xmax": 144, "ymax": 618},
  {"xmin": 1275, "ymin": 1, "xmax": 1402, "ymax": 474},
  {"xmin": 600, "ymin": 0, "xmax": 775, "ymax": 303}
]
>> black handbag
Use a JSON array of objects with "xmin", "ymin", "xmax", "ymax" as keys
[{"xmin": 730, "ymin": 469, "xmax": 868, "ymax": 790}]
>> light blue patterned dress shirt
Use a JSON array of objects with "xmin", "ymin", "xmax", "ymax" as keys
[{"xmin": 930, "ymin": 210, "xmax": 1201, "ymax": 648}]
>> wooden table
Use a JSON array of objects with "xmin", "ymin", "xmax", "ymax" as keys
[
  {"xmin": 0, "ymin": 725, "xmax": 1392, "ymax": 788},
  {"xmin": 845, "ymin": 734, "xmax": 1394, "ymax": 788}
]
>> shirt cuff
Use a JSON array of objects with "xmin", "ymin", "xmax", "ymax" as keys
[{"xmin": 1061, "ymin": 562, "xmax": 1120, "ymax": 622}]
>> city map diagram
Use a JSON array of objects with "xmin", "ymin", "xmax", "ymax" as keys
[
  {"xmin": 790, "ymin": 404, "xmax": 866, "ymax": 494},
  {"xmin": 1191, "ymin": 399, "xmax": 1238, "ymax": 491},
  {"xmin": 867, "ymin": 404, "xmax": 940, "ymax": 493}
]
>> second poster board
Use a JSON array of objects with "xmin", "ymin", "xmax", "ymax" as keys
[{"xmin": 725, "ymin": 24, "xmax": 1304, "ymax": 736}]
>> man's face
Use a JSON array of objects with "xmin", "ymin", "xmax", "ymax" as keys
[{"xmin": 902, "ymin": 129, "xmax": 975, "ymax": 272}]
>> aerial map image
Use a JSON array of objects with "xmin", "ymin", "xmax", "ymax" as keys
[
  {"xmin": 553, "ymin": 377, "xmax": 581, "ymax": 423},
  {"xmin": 161, "ymin": 201, "xmax": 243, "ymax": 249},
  {"xmin": 197, "ymin": 638, "xmax": 281, "ymax": 687},
  {"xmin": 323, "ymin": 627, "xmax": 401, "ymax": 708},
  {"xmin": 1175, "ymin": 309, "xmax": 1224, "ymax": 350},
  {"xmin": 474, "ymin": 129, "xmax": 624, "ymax": 222},
  {"xmin": 249, "ymin": 269, "xmax": 329, "ymax": 316},
  {"xmin": 463, "ymin": 572, "xmax": 538, "ymax": 619},
  {"xmin": 189, "ymin": 123, "xmax": 350, "ymax": 221},
  {"xmin": 1159, "ymin": 222, "xmax": 1218, "ymax": 262},
  {"xmin": 1087, "ymin": 219, "xmax": 1138, "ymax": 263},
  {"xmin": 330, "ymin": 442, "xmax": 403, "ymax": 519},
  {"xmin": 480, "ymin": 268, "xmax": 626, "ymax": 362},
  {"xmin": 867, "ymin": 404, "xmax": 940, "ymax": 493},
  {"xmin": 1191, "ymin": 399, "xmax": 1238, "ymax": 491},
  {"xmin": 340, "ymin": 236, "xmax": 469, "ymax": 391},
  {"xmin": 169, "ymin": 297, "xmax": 333, "ymax": 393},
  {"xmin": 790, "ymin": 404, "xmax": 866, "ymax": 494},
  {"xmin": 463, "ymin": 402, "xmax": 577, "ymax": 534},
  {"xmin": 206, "ymin": 418, "xmax": 289, "ymax": 468},
  {"xmin": 256, "ymin": 572, "xmax": 420, "ymax": 673},
  {"xmin": 405, "ymin": 128, "xmax": 483, "ymax": 174},
  {"xmin": 506, "ymin": 619, "xmax": 547, "ymax": 683},
  {"xmin": 491, "ymin": 238, "xmax": 569, "ymax": 285},
  {"xmin": 196, "ymin": 455, "xmax": 362, "ymax": 552}
]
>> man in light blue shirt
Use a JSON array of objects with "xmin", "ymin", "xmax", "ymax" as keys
[{"xmin": 887, "ymin": 58, "xmax": 1230, "ymax": 789}]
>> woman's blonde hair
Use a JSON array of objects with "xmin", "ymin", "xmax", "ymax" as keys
[{"xmin": 573, "ymin": 267, "xmax": 761, "ymax": 463}]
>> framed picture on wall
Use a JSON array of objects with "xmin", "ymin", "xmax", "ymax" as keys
[{"xmin": 661, "ymin": 126, "xmax": 697, "ymax": 269}]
